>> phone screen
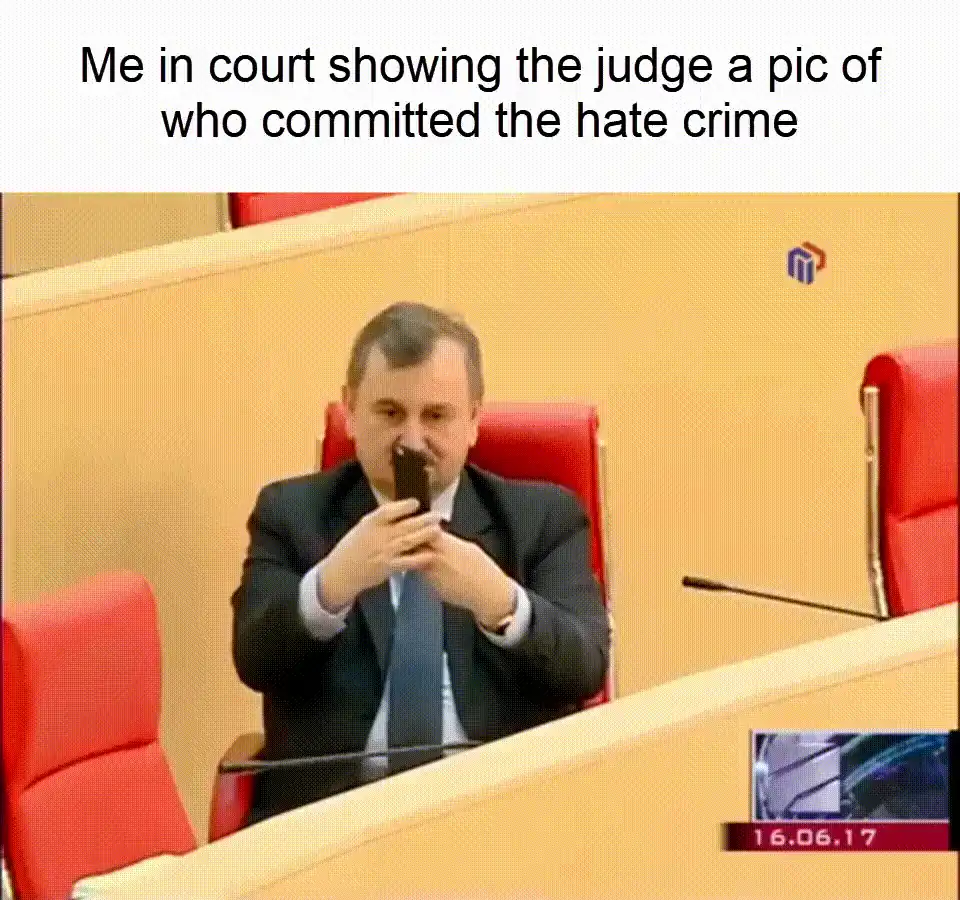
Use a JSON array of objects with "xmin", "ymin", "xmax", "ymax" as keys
[{"xmin": 391, "ymin": 444, "xmax": 432, "ymax": 514}]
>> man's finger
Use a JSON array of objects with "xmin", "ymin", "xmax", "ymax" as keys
[
  {"xmin": 415, "ymin": 522, "xmax": 445, "ymax": 544},
  {"xmin": 388, "ymin": 549, "xmax": 436, "ymax": 572},
  {"xmin": 391, "ymin": 523, "xmax": 443, "ymax": 554},
  {"xmin": 374, "ymin": 498, "xmax": 421, "ymax": 522},
  {"xmin": 392, "ymin": 510, "xmax": 444, "ymax": 533}
]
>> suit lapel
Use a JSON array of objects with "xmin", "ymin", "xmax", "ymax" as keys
[
  {"xmin": 443, "ymin": 470, "xmax": 497, "ymax": 724},
  {"xmin": 447, "ymin": 467, "xmax": 494, "ymax": 543}
]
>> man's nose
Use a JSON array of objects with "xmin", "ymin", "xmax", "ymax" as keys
[{"xmin": 397, "ymin": 424, "xmax": 429, "ymax": 452}]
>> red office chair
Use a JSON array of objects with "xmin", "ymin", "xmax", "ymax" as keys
[
  {"xmin": 228, "ymin": 193, "xmax": 398, "ymax": 227},
  {"xmin": 1, "ymin": 572, "xmax": 196, "ymax": 900},
  {"xmin": 861, "ymin": 343, "xmax": 958, "ymax": 616},
  {"xmin": 210, "ymin": 401, "xmax": 616, "ymax": 842}
]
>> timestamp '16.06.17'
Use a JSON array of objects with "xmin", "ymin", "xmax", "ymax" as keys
[
  {"xmin": 756, "ymin": 824, "xmax": 875, "ymax": 850},
  {"xmin": 726, "ymin": 822, "xmax": 950, "ymax": 852}
]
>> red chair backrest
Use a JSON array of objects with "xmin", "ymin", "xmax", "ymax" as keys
[
  {"xmin": 321, "ymin": 401, "xmax": 613, "ymax": 704},
  {"xmin": 2, "ymin": 572, "xmax": 196, "ymax": 900},
  {"xmin": 229, "ymin": 193, "xmax": 397, "ymax": 227},
  {"xmin": 862, "ymin": 343, "xmax": 958, "ymax": 615}
]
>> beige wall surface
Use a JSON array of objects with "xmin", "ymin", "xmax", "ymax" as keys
[
  {"xmin": 3, "ymin": 193, "xmax": 957, "ymax": 836},
  {"xmin": 2, "ymin": 193, "xmax": 226, "ymax": 275}
]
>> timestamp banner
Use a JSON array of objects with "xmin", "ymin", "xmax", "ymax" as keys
[{"xmin": 726, "ymin": 822, "xmax": 951, "ymax": 852}]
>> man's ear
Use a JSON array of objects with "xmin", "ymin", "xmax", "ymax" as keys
[
  {"xmin": 341, "ymin": 385, "xmax": 356, "ymax": 440},
  {"xmin": 468, "ymin": 402, "xmax": 481, "ymax": 448}
]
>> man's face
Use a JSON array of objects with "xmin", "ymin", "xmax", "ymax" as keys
[{"xmin": 343, "ymin": 337, "xmax": 480, "ymax": 499}]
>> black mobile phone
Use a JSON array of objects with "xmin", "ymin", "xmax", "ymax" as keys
[{"xmin": 391, "ymin": 444, "xmax": 432, "ymax": 514}]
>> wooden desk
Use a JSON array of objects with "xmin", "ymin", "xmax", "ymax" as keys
[{"xmin": 75, "ymin": 601, "xmax": 957, "ymax": 900}]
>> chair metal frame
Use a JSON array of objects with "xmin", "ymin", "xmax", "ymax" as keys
[
  {"xmin": 861, "ymin": 385, "xmax": 890, "ymax": 619},
  {"xmin": 1, "ymin": 858, "xmax": 14, "ymax": 900}
]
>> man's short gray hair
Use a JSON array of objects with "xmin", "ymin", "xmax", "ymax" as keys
[{"xmin": 346, "ymin": 303, "xmax": 484, "ymax": 402}]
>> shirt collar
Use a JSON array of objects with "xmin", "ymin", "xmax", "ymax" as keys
[{"xmin": 370, "ymin": 475, "xmax": 460, "ymax": 522}]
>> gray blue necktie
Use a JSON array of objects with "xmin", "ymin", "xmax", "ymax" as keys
[{"xmin": 387, "ymin": 570, "xmax": 444, "ymax": 773}]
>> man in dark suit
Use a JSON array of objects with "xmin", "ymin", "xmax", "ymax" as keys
[{"xmin": 232, "ymin": 302, "xmax": 610, "ymax": 822}]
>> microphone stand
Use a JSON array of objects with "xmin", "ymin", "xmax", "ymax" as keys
[
  {"xmin": 219, "ymin": 740, "xmax": 483, "ymax": 773},
  {"xmin": 682, "ymin": 575, "xmax": 888, "ymax": 621}
]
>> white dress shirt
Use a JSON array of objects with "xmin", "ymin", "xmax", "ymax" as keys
[{"xmin": 298, "ymin": 475, "xmax": 531, "ymax": 782}]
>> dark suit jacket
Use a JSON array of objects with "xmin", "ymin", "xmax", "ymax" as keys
[{"xmin": 231, "ymin": 460, "xmax": 610, "ymax": 821}]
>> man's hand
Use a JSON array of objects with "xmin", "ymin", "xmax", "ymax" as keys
[
  {"xmin": 419, "ymin": 531, "xmax": 517, "ymax": 631},
  {"xmin": 320, "ymin": 499, "xmax": 444, "ymax": 611}
]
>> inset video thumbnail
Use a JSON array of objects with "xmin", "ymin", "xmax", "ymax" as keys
[{"xmin": 752, "ymin": 731, "xmax": 949, "ymax": 821}]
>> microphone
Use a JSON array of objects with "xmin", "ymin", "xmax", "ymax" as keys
[
  {"xmin": 681, "ymin": 575, "xmax": 889, "ymax": 621},
  {"xmin": 218, "ymin": 740, "xmax": 483, "ymax": 774}
]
